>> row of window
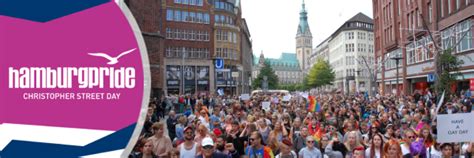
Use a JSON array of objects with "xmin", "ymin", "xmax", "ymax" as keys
[
  {"xmin": 215, "ymin": 14, "xmax": 235, "ymax": 25},
  {"xmin": 166, "ymin": 28, "xmax": 210, "ymax": 41},
  {"xmin": 346, "ymin": 56, "xmax": 356, "ymax": 65},
  {"xmin": 345, "ymin": 43, "xmax": 374, "ymax": 53},
  {"xmin": 165, "ymin": 47, "xmax": 210, "ymax": 59},
  {"xmin": 166, "ymin": 9, "xmax": 210, "ymax": 24},
  {"xmin": 441, "ymin": 19, "xmax": 473, "ymax": 53},
  {"xmin": 384, "ymin": 50, "xmax": 402, "ymax": 70},
  {"xmin": 215, "ymin": 48, "xmax": 238, "ymax": 60},
  {"xmin": 347, "ymin": 22, "xmax": 374, "ymax": 29},
  {"xmin": 214, "ymin": 1, "xmax": 234, "ymax": 12},
  {"xmin": 407, "ymin": 37, "xmax": 435, "ymax": 65},
  {"xmin": 174, "ymin": 0, "xmax": 204, "ymax": 6},
  {"xmin": 346, "ymin": 32, "xmax": 374, "ymax": 41},
  {"xmin": 440, "ymin": 0, "xmax": 471, "ymax": 18},
  {"xmin": 357, "ymin": 32, "xmax": 367, "ymax": 40},
  {"xmin": 276, "ymin": 71, "xmax": 301, "ymax": 77},
  {"xmin": 215, "ymin": 29, "xmax": 238, "ymax": 43}
]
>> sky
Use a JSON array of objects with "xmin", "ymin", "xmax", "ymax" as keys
[{"xmin": 241, "ymin": 0, "xmax": 373, "ymax": 59}]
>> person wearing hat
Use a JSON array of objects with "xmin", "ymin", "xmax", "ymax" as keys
[
  {"xmin": 178, "ymin": 126, "xmax": 200, "ymax": 158},
  {"xmin": 276, "ymin": 139, "xmax": 297, "ymax": 158},
  {"xmin": 197, "ymin": 137, "xmax": 231, "ymax": 158},
  {"xmin": 440, "ymin": 102, "xmax": 459, "ymax": 114}
]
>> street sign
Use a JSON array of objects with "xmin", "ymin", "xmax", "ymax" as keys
[
  {"xmin": 427, "ymin": 74, "xmax": 436, "ymax": 82},
  {"xmin": 231, "ymin": 72, "xmax": 239, "ymax": 77},
  {"xmin": 215, "ymin": 59, "xmax": 224, "ymax": 69},
  {"xmin": 216, "ymin": 69, "xmax": 230, "ymax": 72}
]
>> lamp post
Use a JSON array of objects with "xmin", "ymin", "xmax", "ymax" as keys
[
  {"xmin": 356, "ymin": 69, "xmax": 361, "ymax": 93},
  {"xmin": 181, "ymin": 47, "xmax": 186, "ymax": 95},
  {"xmin": 391, "ymin": 56, "xmax": 403, "ymax": 97}
]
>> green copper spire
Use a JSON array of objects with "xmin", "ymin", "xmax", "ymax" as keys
[{"xmin": 297, "ymin": 0, "xmax": 310, "ymax": 35}]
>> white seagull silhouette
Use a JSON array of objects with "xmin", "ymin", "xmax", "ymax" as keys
[{"xmin": 88, "ymin": 48, "xmax": 136, "ymax": 65}]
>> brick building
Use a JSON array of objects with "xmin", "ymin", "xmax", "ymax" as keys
[
  {"xmin": 126, "ymin": 0, "xmax": 166, "ymax": 98},
  {"xmin": 127, "ymin": 0, "xmax": 250, "ymax": 96},
  {"xmin": 373, "ymin": 0, "xmax": 474, "ymax": 95}
]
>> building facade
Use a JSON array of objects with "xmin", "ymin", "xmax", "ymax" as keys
[
  {"xmin": 296, "ymin": 0, "xmax": 313, "ymax": 73},
  {"xmin": 252, "ymin": 52, "xmax": 303, "ymax": 84},
  {"xmin": 126, "ymin": 0, "xmax": 166, "ymax": 98},
  {"xmin": 240, "ymin": 19, "xmax": 253, "ymax": 94},
  {"xmin": 128, "ymin": 0, "xmax": 251, "ymax": 96},
  {"xmin": 373, "ymin": 0, "xmax": 474, "ymax": 95},
  {"xmin": 311, "ymin": 13, "xmax": 375, "ymax": 94}
]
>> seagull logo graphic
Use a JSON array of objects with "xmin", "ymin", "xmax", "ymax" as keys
[{"xmin": 88, "ymin": 48, "xmax": 136, "ymax": 65}]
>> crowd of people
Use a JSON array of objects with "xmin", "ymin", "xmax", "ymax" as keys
[{"xmin": 129, "ymin": 89, "xmax": 474, "ymax": 158}]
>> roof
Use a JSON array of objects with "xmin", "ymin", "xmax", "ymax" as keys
[
  {"xmin": 326, "ymin": 12, "xmax": 373, "ymax": 43},
  {"xmin": 253, "ymin": 53, "xmax": 301, "ymax": 71},
  {"xmin": 347, "ymin": 12, "xmax": 373, "ymax": 24}
]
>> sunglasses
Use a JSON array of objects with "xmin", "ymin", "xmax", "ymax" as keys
[
  {"xmin": 185, "ymin": 132, "xmax": 193, "ymax": 135},
  {"xmin": 408, "ymin": 136, "xmax": 416, "ymax": 139},
  {"xmin": 307, "ymin": 141, "xmax": 314, "ymax": 143},
  {"xmin": 203, "ymin": 145, "xmax": 213, "ymax": 150},
  {"xmin": 249, "ymin": 138, "xmax": 256, "ymax": 142}
]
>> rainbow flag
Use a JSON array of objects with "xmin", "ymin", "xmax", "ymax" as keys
[
  {"xmin": 307, "ymin": 96, "xmax": 320, "ymax": 112},
  {"xmin": 312, "ymin": 128, "xmax": 325, "ymax": 143}
]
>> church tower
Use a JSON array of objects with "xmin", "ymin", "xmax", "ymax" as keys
[{"xmin": 295, "ymin": 0, "xmax": 312, "ymax": 71}]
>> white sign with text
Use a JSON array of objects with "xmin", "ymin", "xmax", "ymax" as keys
[
  {"xmin": 261, "ymin": 102, "xmax": 271, "ymax": 111},
  {"xmin": 437, "ymin": 113, "xmax": 474, "ymax": 143},
  {"xmin": 240, "ymin": 94, "xmax": 250, "ymax": 101}
]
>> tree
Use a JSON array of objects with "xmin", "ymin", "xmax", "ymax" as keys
[
  {"xmin": 436, "ymin": 48, "xmax": 464, "ymax": 97},
  {"xmin": 307, "ymin": 58, "xmax": 335, "ymax": 88},
  {"xmin": 252, "ymin": 61, "xmax": 279, "ymax": 90}
]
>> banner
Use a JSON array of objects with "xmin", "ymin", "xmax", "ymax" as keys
[
  {"xmin": 437, "ymin": 113, "xmax": 474, "ymax": 143},
  {"xmin": 0, "ymin": 1, "xmax": 147, "ymax": 157},
  {"xmin": 166, "ymin": 65, "xmax": 181, "ymax": 87},
  {"xmin": 240, "ymin": 94, "xmax": 250, "ymax": 100}
]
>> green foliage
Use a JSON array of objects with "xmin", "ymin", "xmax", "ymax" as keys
[
  {"xmin": 435, "ymin": 48, "xmax": 464, "ymax": 97},
  {"xmin": 307, "ymin": 58, "xmax": 335, "ymax": 88},
  {"xmin": 252, "ymin": 61, "xmax": 279, "ymax": 90}
]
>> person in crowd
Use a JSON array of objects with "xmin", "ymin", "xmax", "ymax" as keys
[
  {"xmin": 147, "ymin": 122, "xmax": 172, "ymax": 157},
  {"xmin": 215, "ymin": 136, "xmax": 240, "ymax": 158},
  {"xmin": 245, "ymin": 131, "xmax": 274, "ymax": 158},
  {"xmin": 440, "ymin": 143, "xmax": 456, "ymax": 158},
  {"xmin": 419, "ymin": 127, "xmax": 434, "ymax": 148},
  {"xmin": 178, "ymin": 126, "xmax": 200, "ymax": 158},
  {"xmin": 195, "ymin": 124, "xmax": 211, "ymax": 146},
  {"xmin": 400, "ymin": 129, "xmax": 417, "ymax": 157},
  {"xmin": 384, "ymin": 139, "xmax": 403, "ymax": 158},
  {"xmin": 319, "ymin": 135, "xmax": 330, "ymax": 157},
  {"xmin": 167, "ymin": 110, "xmax": 178, "ymax": 141},
  {"xmin": 344, "ymin": 131, "xmax": 364, "ymax": 157},
  {"xmin": 365, "ymin": 133, "xmax": 384, "ymax": 158},
  {"xmin": 353, "ymin": 146, "xmax": 366, "ymax": 158},
  {"xmin": 325, "ymin": 136, "xmax": 346, "ymax": 158},
  {"xmin": 298, "ymin": 136, "xmax": 322, "ymax": 158},
  {"xmin": 276, "ymin": 139, "xmax": 297, "ymax": 158},
  {"xmin": 196, "ymin": 137, "xmax": 231, "ymax": 158},
  {"xmin": 175, "ymin": 115, "xmax": 187, "ymax": 145},
  {"xmin": 226, "ymin": 120, "xmax": 246, "ymax": 156},
  {"xmin": 257, "ymin": 119, "xmax": 271, "ymax": 145}
]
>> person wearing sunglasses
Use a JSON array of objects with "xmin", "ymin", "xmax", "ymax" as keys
[
  {"xmin": 298, "ymin": 136, "xmax": 322, "ymax": 158},
  {"xmin": 245, "ymin": 131, "xmax": 274, "ymax": 158},
  {"xmin": 178, "ymin": 126, "xmax": 200, "ymax": 158},
  {"xmin": 400, "ymin": 129, "xmax": 417, "ymax": 158},
  {"xmin": 197, "ymin": 137, "xmax": 230, "ymax": 158}
]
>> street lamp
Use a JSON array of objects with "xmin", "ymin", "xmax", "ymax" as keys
[{"xmin": 391, "ymin": 56, "xmax": 403, "ymax": 97}]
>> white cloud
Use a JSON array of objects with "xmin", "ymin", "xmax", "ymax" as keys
[{"xmin": 241, "ymin": 0, "xmax": 373, "ymax": 58}]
